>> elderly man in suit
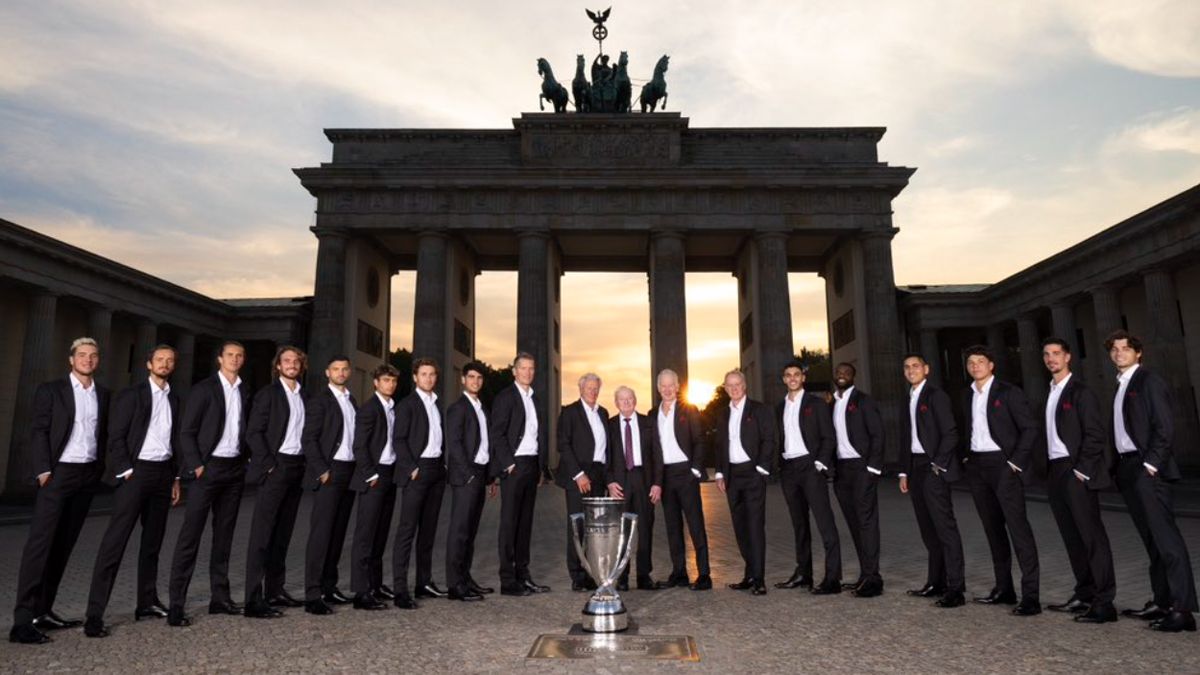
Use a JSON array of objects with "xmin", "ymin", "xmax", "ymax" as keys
[{"xmin": 557, "ymin": 373, "xmax": 610, "ymax": 591}]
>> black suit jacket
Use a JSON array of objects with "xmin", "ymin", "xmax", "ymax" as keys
[
  {"xmin": 833, "ymin": 388, "xmax": 885, "ymax": 471},
  {"xmin": 652, "ymin": 401, "xmax": 707, "ymax": 475},
  {"xmin": 445, "ymin": 395, "xmax": 491, "ymax": 487},
  {"xmin": 775, "ymin": 391, "xmax": 836, "ymax": 475},
  {"xmin": 106, "ymin": 380, "xmax": 181, "ymax": 486},
  {"xmin": 899, "ymin": 383, "xmax": 960, "ymax": 482},
  {"xmin": 715, "ymin": 398, "xmax": 777, "ymax": 478},
  {"xmin": 393, "ymin": 391, "xmax": 440, "ymax": 488},
  {"xmin": 29, "ymin": 376, "xmax": 111, "ymax": 482},
  {"xmin": 1116, "ymin": 366, "xmax": 1181, "ymax": 482},
  {"xmin": 488, "ymin": 384, "xmax": 547, "ymax": 476},
  {"xmin": 246, "ymin": 380, "xmax": 311, "ymax": 484},
  {"xmin": 352, "ymin": 394, "xmax": 394, "ymax": 493},
  {"xmin": 178, "ymin": 373, "xmax": 251, "ymax": 479},
  {"xmin": 959, "ymin": 378, "xmax": 1037, "ymax": 472},
  {"xmin": 1033, "ymin": 375, "xmax": 1112, "ymax": 490},
  {"xmin": 606, "ymin": 412, "xmax": 661, "ymax": 488},
  {"xmin": 556, "ymin": 400, "xmax": 610, "ymax": 488},
  {"xmin": 301, "ymin": 386, "xmax": 357, "ymax": 490}
]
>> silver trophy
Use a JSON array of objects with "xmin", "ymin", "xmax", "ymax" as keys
[{"xmin": 569, "ymin": 497, "xmax": 638, "ymax": 632}]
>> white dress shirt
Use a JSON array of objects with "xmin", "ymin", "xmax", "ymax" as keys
[
  {"xmin": 277, "ymin": 379, "xmax": 305, "ymax": 456},
  {"xmin": 573, "ymin": 400, "xmax": 608, "ymax": 480},
  {"xmin": 138, "ymin": 378, "xmax": 174, "ymax": 462},
  {"xmin": 1113, "ymin": 364, "xmax": 1156, "ymax": 473},
  {"xmin": 781, "ymin": 391, "xmax": 810, "ymax": 460},
  {"xmin": 378, "ymin": 393, "xmax": 397, "ymax": 466},
  {"xmin": 909, "ymin": 380, "xmax": 927, "ymax": 456},
  {"xmin": 715, "ymin": 399, "xmax": 769, "ymax": 480},
  {"xmin": 211, "ymin": 374, "xmax": 243, "ymax": 458},
  {"xmin": 467, "ymin": 393, "xmax": 490, "ymax": 465},
  {"xmin": 658, "ymin": 402, "xmax": 702, "ymax": 478},
  {"xmin": 514, "ymin": 383, "xmax": 539, "ymax": 457},
  {"xmin": 1045, "ymin": 373, "xmax": 1072, "ymax": 462},
  {"xmin": 330, "ymin": 385, "xmax": 356, "ymax": 463},
  {"xmin": 416, "ymin": 389, "xmax": 443, "ymax": 459},
  {"xmin": 833, "ymin": 387, "xmax": 860, "ymax": 461},
  {"xmin": 619, "ymin": 414, "xmax": 643, "ymax": 467},
  {"xmin": 969, "ymin": 377, "xmax": 1001, "ymax": 453},
  {"xmin": 59, "ymin": 372, "xmax": 99, "ymax": 464}
]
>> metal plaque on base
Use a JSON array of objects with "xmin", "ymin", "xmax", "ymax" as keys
[
  {"xmin": 527, "ymin": 634, "xmax": 701, "ymax": 661},
  {"xmin": 569, "ymin": 497, "xmax": 637, "ymax": 632}
]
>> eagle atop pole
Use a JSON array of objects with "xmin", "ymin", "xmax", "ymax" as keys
[{"xmin": 586, "ymin": 7, "xmax": 611, "ymax": 57}]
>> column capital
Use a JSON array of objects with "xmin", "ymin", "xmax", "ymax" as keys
[
  {"xmin": 1016, "ymin": 311, "xmax": 1040, "ymax": 324},
  {"xmin": 515, "ymin": 227, "xmax": 551, "ymax": 240},
  {"xmin": 415, "ymin": 229, "xmax": 450, "ymax": 241},
  {"xmin": 1048, "ymin": 299, "xmax": 1075, "ymax": 311},
  {"xmin": 650, "ymin": 228, "xmax": 686, "ymax": 242},
  {"xmin": 753, "ymin": 229, "xmax": 789, "ymax": 243},
  {"xmin": 858, "ymin": 227, "xmax": 900, "ymax": 241},
  {"xmin": 310, "ymin": 227, "xmax": 352, "ymax": 240},
  {"xmin": 1087, "ymin": 281, "xmax": 1122, "ymax": 295},
  {"xmin": 1140, "ymin": 266, "xmax": 1171, "ymax": 278}
]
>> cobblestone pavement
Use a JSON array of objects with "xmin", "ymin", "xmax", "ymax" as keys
[{"xmin": 2, "ymin": 479, "xmax": 1198, "ymax": 673}]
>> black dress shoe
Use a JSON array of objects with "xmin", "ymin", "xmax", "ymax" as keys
[
  {"xmin": 1012, "ymin": 599, "xmax": 1042, "ymax": 616},
  {"xmin": 353, "ymin": 593, "xmax": 387, "ymax": 610},
  {"xmin": 135, "ymin": 603, "xmax": 169, "ymax": 621},
  {"xmin": 935, "ymin": 591, "xmax": 966, "ymax": 608},
  {"xmin": 393, "ymin": 594, "xmax": 418, "ymax": 610},
  {"xmin": 841, "ymin": 581, "xmax": 863, "ymax": 591},
  {"xmin": 811, "ymin": 581, "xmax": 842, "ymax": 595},
  {"xmin": 448, "ymin": 587, "xmax": 484, "ymax": 602},
  {"xmin": 906, "ymin": 584, "xmax": 944, "ymax": 598},
  {"xmin": 267, "ymin": 590, "xmax": 303, "ymax": 608},
  {"xmin": 1074, "ymin": 604, "xmax": 1117, "ymax": 624},
  {"xmin": 973, "ymin": 589, "xmax": 1018, "ymax": 605},
  {"xmin": 84, "ymin": 618, "xmax": 110, "ymax": 638},
  {"xmin": 414, "ymin": 583, "xmax": 448, "ymax": 599},
  {"xmin": 666, "ymin": 574, "xmax": 690, "ymax": 588},
  {"xmin": 375, "ymin": 585, "xmax": 396, "ymax": 601},
  {"xmin": 305, "ymin": 600, "xmax": 334, "ymax": 615},
  {"xmin": 689, "ymin": 575, "xmax": 712, "ymax": 591},
  {"xmin": 751, "ymin": 581, "xmax": 768, "ymax": 596},
  {"xmin": 1047, "ymin": 597, "xmax": 1090, "ymax": 613},
  {"xmin": 499, "ymin": 584, "xmax": 532, "ymax": 597},
  {"xmin": 323, "ymin": 589, "xmax": 352, "ymax": 605},
  {"xmin": 776, "ymin": 569, "xmax": 814, "ymax": 590},
  {"xmin": 167, "ymin": 608, "xmax": 191, "ymax": 627},
  {"xmin": 637, "ymin": 577, "xmax": 664, "ymax": 591},
  {"xmin": 1122, "ymin": 602, "xmax": 1167, "ymax": 621},
  {"xmin": 522, "ymin": 579, "xmax": 550, "ymax": 594},
  {"xmin": 1150, "ymin": 610, "xmax": 1196, "ymax": 633},
  {"xmin": 728, "ymin": 579, "xmax": 753, "ymax": 591},
  {"xmin": 33, "ymin": 611, "xmax": 82, "ymax": 630},
  {"xmin": 853, "ymin": 582, "xmax": 883, "ymax": 598},
  {"xmin": 208, "ymin": 600, "xmax": 243, "ymax": 615},
  {"xmin": 9, "ymin": 623, "xmax": 51, "ymax": 644},
  {"xmin": 467, "ymin": 580, "xmax": 495, "ymax": 595},
  {"xmin": 244, "ymin": 602, "xmax": 283, "ymax": 619}
]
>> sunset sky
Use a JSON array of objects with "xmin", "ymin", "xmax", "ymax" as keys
[{"xmin": 3, "ymin": 1, "xmax": 1199, "ymax": 404}]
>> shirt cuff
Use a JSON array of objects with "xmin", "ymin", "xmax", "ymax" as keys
[
  {"xmin": 755, "ymin": 465, "xmax": 769, "ymax": 476},
  {"xmin": 867, "ymin": 466, "xmax": 881, "ymax": 476},
  {"xmin": 814, "ymin": 461, "xmax": 828, "ymax": 473},
  {"xmin": 898, "ymin": 472, "xmax": 907, "ymax": 478},
  {"xmin": 117, "ymin": 469, "xmax": 133, "ymax": 480},
  {"xmin": 1073, "ymin": 469, "xmax": 1090, "ymax": 481},
  {"xmin": 366, "ymin": 473, "xmax": 379, "ymax": 484},
  {"xmin": 714, "ymin": 472, "xmax": 724, "ymax": 481},
  {"xmin": 37, "ymin": 471, "xmax": 50, "ymax": 480},
  {"xmin": 932, "ymin": 463, "xmax": 946, "ymax": 473},
  {"xmin": 1144, "ymin": 462, "xmax": 1157, "ymax": 474},
  {"xmin": 690, "ymin": 468, "xmax": 702, "ymax": 479},
  {"xmin": 1007, "ymin": 461, "xmax": 1022, "ymax": 473},
  {"xmin": 572, "ymin": 471, "xmax": 585, "ymax": 481}
]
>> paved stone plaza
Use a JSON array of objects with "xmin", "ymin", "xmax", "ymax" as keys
[{"xmin": 2, "ymin": 481, "xmax": 1198, "ymax": 673}]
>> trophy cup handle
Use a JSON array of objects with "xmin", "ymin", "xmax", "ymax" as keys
[
  {"xmin": 602, "ymin": 512, "xmax": 638, "ymax": 589},
  {"xmin": 569, "ymin": 513, "xmax": 597, "ymax": 581}
]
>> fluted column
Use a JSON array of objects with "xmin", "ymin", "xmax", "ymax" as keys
[
  {"xmin": 413, "ymin": 231, "xmax": 450, "ymax": 402},
  {"xmin": 517, "ymin": 229, "xmax": 552, "ymax": 454},
  {"xmin": 174, "ymin": 330, "xmax": 196, "ymax": 398},
  {"xmin": 919, "ymin": 328, "xmax": 941, "ymax": 387},
  {"xmin": 1050, "ymin": 301, "xmax": 1077, "ymax": 347},
  {"xmin": 6, "ymin": 291, "xmax": 58, "ymax": 494},
  {"xmin": 1016, "ymin": 313, "xmax": 1046, "ymax": 403},
  {"xmin": 859, "ymin": 230, "xmax": 905, "ymax": 465},
  {"xmin": 1142, "ymin": 268, "xmax": 1198, "ymax": 464},
  {"xmin": 88, "ymin": 305, "xmax": 113, "ymax": 388},
  {"xmin": 649, "ymin": 231, "xmax": 689, "ymax": 403},
  {"xmin": 308, "ymin": 230, "xmax": 349, "ymax": 389},
  {"xmin": 986, "ymin": 323, "xmax": 1008, "ymax": 380},
  {"xmin": 134, "ymin": 319, "xmax": 158, "ymax": 379},
  {"xmin": 1090, "ymin": 284, "xmax": 1122, "ymax": 340},
  {"xmin": 752, "ymin": 231, "xmax": 794, "ymax": 404}
]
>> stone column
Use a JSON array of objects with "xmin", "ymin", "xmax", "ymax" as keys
[
  {"xmin": 1142, "ymin": 268, "xmax": 1199, "ymax": 464},
  {"xmin": 6, "ymin": 291, "xmax": 58, "ymax": 494},
  {"xmin": 1089, "ymin": 284, "xmax": 1122, "ymax": 386},
  {"xmin": 919, "ymin": 328, "xmax": 941, "ymax": 387},
  {"xmin": 986, "ymin": 323, "xmax": 1008, "ymax": 380},
  {"xmin": 174, "ymin": 330, "xmax": 196, "ymax": 399},
  {"xmin": 308, "ymin": 230, "xmax": 349, "ymax": 389},
  {"xmin": 649, "ymin": 231, "xmax": 689, "ymax": 404},
  {"xmin": 754, "ymin": 231, "xmax": 794, "ymax": 404},
  {"xmin": 1016, "ymin": 313, "xmax": 1046, "ymax": 403},
  {"xmin": 88, "ymin": 305, "xmax": 113, "ymax": 389},
  {"xmin": 1050, "ymin": 301, "xmax": 1077, "ymax": 346},
  {"xmin": 517, "ymin": 230, "xmax": 552, "ymax": 456},
  {"xmin": 412, "ymin": 231, "xmax": 450, "ymax": 401},
  {"xmin": 858, "ymin": 230, "xmax": 905, "ymax": 465},
  {"xmin": 134, "ymin": 319, "xmax": 158, "ymax": 377}
]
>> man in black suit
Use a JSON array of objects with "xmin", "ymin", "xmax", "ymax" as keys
[
  {"xmin": 490, "ymin": 352, "xmax": 551, "ymax": 596},
  {"xmin": 654, "ymin": 369, "xmax": 711, "ymax": 590},
  {"xmin": 1035, "ymin": 337, "xmax": 1117, "ymax": 624},
  {"xmin": 898, "ymin": 354, "xmax": 965, "ymax": 608},
  {"xmin": 775, "ymin": 361, "xmax": 841, "ymax": 595},
  {"xmin": 84, "ymin": 345, "xmax": 183, "ymax": 638},
  {"xmin": 349, "ymin": 364, "xmax": 401, "ymax": 611},
  {"xmin": 301, "ymin": 355, "xmax": 358, "ymax": 615},
  {"xmin": 390, "ymin": 357, "xmax": 448, "ymax": 609},
  {"xmin": 10, "ymin": 337, "xmax": 109, "ymax": 645},
  {"xmin": 243, "ymin": 346, "xmax": 310, "ymax": 618},
  {"xmin": 444, "ymin": 361, "xmax": 497, "ymax": 602},
  {"xmin": 168, "ymin": 340, "xmax": 251, "ymax": 626},
  {"xmin": 960, "ymin": 345, "xmax": 1041, "ymax": 616},
  {"xmin": 1106, "ymin": 330, "xmax": 1197, "ymax": 633},
  {"xmin": 715, "ymin": 369, "xmax": 775, "ymax": 596},
  {"xmin": 831, "ymin": 362, "xmax": 885, "ymax": 598},
  {"xmin": 556, "ymin": 373, "xmax": 609, "ymax": 592},
  {"xmin": 606, "ymin": 386, "xmax": 662, "ymax": 591}
]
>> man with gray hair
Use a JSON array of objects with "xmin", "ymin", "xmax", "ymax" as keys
[
  {"xmin": 556, "ymin": 372, "xmax": 611, "ymax": 591},
  {"xmin": 654, "ymin": 369, "xmax": 711, "ymax": 590},
  {"xmin": 606, "ymin": 386, "xmax": 662, "ymax": 591}
]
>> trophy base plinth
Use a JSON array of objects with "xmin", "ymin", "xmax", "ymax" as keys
[{"xmin": 581, "ymin": 607, "xmax": 629, "ymax": 633}]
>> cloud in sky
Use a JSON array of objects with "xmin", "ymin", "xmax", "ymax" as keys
[{"xmin": 2, "ymin": 0, "xmax": 1199, "ymax": 402}]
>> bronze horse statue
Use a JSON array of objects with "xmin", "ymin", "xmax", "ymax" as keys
[
  {"xmin": 572, "ymin": 54, "xmax": 591, "ymax": 113},
  {"xmin": 537, "ymin": 57, "xmax": 569, "ymax": 113},
  {"xmin": 615, "ymin": 51, "xmax": 631, "ymax": 113},
  {"xmin": 639, "ymin": 54, "xmax": 669, "ymax": 113}
]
